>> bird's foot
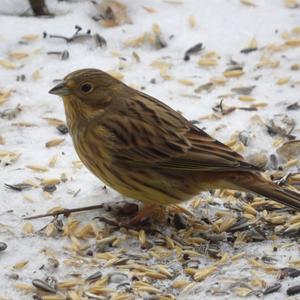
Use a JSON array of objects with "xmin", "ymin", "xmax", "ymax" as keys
[
  {"xmin": 97, "ymin": 204, "xmax": 163, "ymax": 229},
  {"xmin": 123, "ymin": 205, "xmax": 157, "ymax": 227}
]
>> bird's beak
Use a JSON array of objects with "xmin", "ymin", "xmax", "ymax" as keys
[{"xmin": 48, "ymin": 81, "xmax": 71, "ymax": 96}]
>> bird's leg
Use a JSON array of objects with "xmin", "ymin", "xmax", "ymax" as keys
[
  {"xmin": 98, "ymin": 204, "xmax": 165, "ymax": 228},
  {"xmin": 125, "ymin": 204, "xmax": 158, "ymax": 227}
]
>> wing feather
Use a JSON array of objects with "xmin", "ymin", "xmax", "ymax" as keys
[{"xmin": 95, "ymin": 90, "xmax": 260, "ymax": 172}]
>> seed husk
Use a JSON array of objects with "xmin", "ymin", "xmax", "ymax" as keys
[
  {"xmin": 198, "ymin": 58, "xmax": 218, "ymax": 67},
  {"xmin": 223, "ymin": 70, "xmax": 244, "ymax": 77},
  {"xmin": 26, "ymin": 165, "xmax": 48, "ymax": 172},
  {"xmin": 238, "ymin": 95, "xmax": 256, "ymax": 102},
  {"xmin": 41, "ymin": 296, "xmax": 66, "ymax": 300},
  {"xmin": 58, "ymin": 279, "xmax": 83, "ymax": 289},
  {"xmin": 188, "ymin": 15, "xmax": 196, "ymax": 28},
  {"xmin": 41, "ymin": 178, "xmax": 60, "ymax": 186},
  {"xmin": 45, "ymin": 139, "xmax": 65, "ymax": 148},
  {"xmin": 276, "ymin": 77, "xmax": 290, "ymax": 85},
  {"xmin": 194, "ymin": 266, "xmax": 217, "ymax": 281},
  {"xmin": 286, "ymin": 39, "xmax": 300, "ymax": 46},
  {"xmin": 132, "ymin": 281, "xmax": 160, "ymax": 294},
  {"xmin": 23, "ymin": 222, "xmax": 34, "ymax": 234},
  {"xmin": 13, "ymin": 260, "xmax": 28, "ymax": 270},
  {"xmin": 15, "ymin": 283, "xmax": 33, "ymax": 291},
  {"xmin": 96, "ymin": 236, "xmax": 117, "ymax": 246},
  {"xmin": 240, "ymin": 0, "xmax": 256, "ymax": 7},
  {"xmin": 231, "ymin": 251, "xmax": 246, "ymax": 261},
  {"xmin": 83, "ymin": 291, "xmax": 106, "ymax": 299}
]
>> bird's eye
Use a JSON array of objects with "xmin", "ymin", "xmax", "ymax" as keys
[{"xmin": 80, "ymin": 83, "xmax": 93, "ymax": 93}]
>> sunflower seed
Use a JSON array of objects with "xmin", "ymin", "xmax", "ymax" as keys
[
  {"xmin": 279, "ymin": 267, "xmax": 300, "ymax": 279},
  {"xmin": 240, "ymin": 47, "xmax": 257, "ymax": 54},
  {"xmin": 85, "ymin": 270, "xmax": 102, "ymax": 281},
  {"xmin": 261, "ymin": 255, "xmax": 277, "ymax": 264},
  {"xmin": 184, "ymin": 43, "xmax": 204, "ymax": 61},
  {"xmin": 231, "ymin": 86, "xmax": 255, "ymax": 95},
  {"xmin": 42, "ymin": 184, "xmax": 57, "ymax": 193},
  {"xmin": 194, "ymin": 82, "xmax": 214, "ymax": 93},
  {"xmin": 108, "ymin": 272, "xmax": 128, "ymax": 283},
  {"xmin": 286, "ymin": 102, "xmax": 300, "ymax": 110},
  {"xmin": 32, "ymin": 279, "xmax": 57, "ymax": 293},
  {"xmin": 229, "ymin": 218, "xmax": 250, "ymax": 231},
  {"xmin": 56, "ymin": 124, "xmax": 68, "ymax": 134},
  {"xmin": 287, "ymin": 285, "xmax": 300, "ymax": 296}
]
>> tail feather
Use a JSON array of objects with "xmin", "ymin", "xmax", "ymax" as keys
[{"xmin": 228, "ymin": 173, "xmax": 300, "ymax": 211}]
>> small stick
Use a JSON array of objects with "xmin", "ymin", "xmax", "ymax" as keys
[
  {"xmin": 48, "ymin": 34, "xmax": 72, "ymax": 42},
  {"xmin": 24, "ymin": 204, "xmax": 105, "ymax": 220}
]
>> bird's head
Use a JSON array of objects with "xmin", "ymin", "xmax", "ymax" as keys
[{"xmin": 49, "ymin": 68, "xmax": 124, "ymax": 117}]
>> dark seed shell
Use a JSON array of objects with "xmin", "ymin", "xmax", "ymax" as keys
[
  {"xmin": 86, "ymin": 270, "xmax": 102, "ymax": 281},
  {"xmin": 263, "ymin": 283, "xmax": 281, "ymax": 295},
  {"xmin": 4, "ymin": 183, "xmax": 33, "ymax": 192},
  {"xmin": 32, "ymin": 279, "xmax": 57, "ymax": 293},
  {"xmin": 279, "ymin": 267, "xmax": 300, "ymax": 279},
  {"xmin": 0, "ymin": 242, "xmax": 7, "ymax": 251},
  {"xmin": 42, "ymin": 184, "xmax": 57, "ymax": 193},
  {"xmin": 287, "ymin": 285, "xmax": 300, "ymax": 296},
  {"xmin": 56, "ymin": 124, "xmax": 69, "ymax": 134},
  {"xmin": 108, "ymin": 272, "xmax": 128, "ymax": 283}
]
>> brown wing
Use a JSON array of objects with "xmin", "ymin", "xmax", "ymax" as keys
[{"xmin": 96, "ymin": 90, "xmax": 260, "ymax": 172}]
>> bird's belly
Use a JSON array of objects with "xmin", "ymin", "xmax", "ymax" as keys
[
  {"xmin": 85, "ymin": 161, "xmax": 200, "ymax": 205},
  {"xmin": 72, "ymin": 135, "xmax": 217, "ymax": 205}
]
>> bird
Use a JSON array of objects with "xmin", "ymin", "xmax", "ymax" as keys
[{"xmin": 49, "ymin": 68, "xmax": 300, "ymax": 225}]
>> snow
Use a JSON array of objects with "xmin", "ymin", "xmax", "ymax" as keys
[{"xmin": 0, "ymin": 0, "xmax": 299, "ymax": 299}]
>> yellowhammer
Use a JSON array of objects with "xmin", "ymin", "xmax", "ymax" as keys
[{"xmin": 49, "ymin": 68, "xmax": 300, "ymax": 224}]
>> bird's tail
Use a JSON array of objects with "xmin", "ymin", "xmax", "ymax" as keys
[{"xmin": 227, "ymin": 172, "xmax": 300, "ymax": 211}]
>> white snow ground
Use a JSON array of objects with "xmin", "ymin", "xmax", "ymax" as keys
[{"xmin": 0, "ymin": 0, "xmax": 300, "ymax": 299}]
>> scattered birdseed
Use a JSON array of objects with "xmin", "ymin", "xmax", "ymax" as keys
[
  {"xmin": 26, "ymin": 165, "xmax": 48, "ymax": 172},
  {"xmin": 2, "ymin": 3, "xmax": 300, "ymax": 300},
  {"xmin": 45, "ymin": 139, "xmax": 65, "ymax": 148}
]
